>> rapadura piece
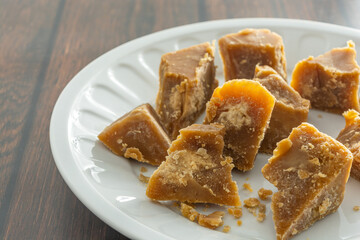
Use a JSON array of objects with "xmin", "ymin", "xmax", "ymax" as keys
[
  {"xmin": 98, "ymin": 103, "xmax": 171, "ymax": 166},
  {"xmin": 204, "ymin": 79, "xmax": 275, "ymax": 171},
  {"xmin": 291, "ymin": 41, "xmax": 360, "ymax": 113},
  {"xmin": 337, "ymin": 109, "xmax": 360, "ymax": 181},
  {"xmin": 254, "ymin": 65, "xmax": 310, "ymax": 154},
  {"xmin": 156, "ymin": 42, "xmax": 218, "ymax": 139},
  {"xmin": 146, "ymin": 124, "xmax": 241, "ymax": 206},
  {"xmin": 262, "ymin": 123, "xmax": 352, "ymax": 240},
  {"xmin": 219, "ymin": 28, "xmax": 287, "ymax": 81}
]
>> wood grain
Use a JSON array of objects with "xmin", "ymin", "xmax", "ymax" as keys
[
  {"xmin": 0, "ymin": 0, "xmax": 359, "ymax": 239},
  {"xmin": 0, "ymin": 0, "xmax": 63, "ymax": 236}
]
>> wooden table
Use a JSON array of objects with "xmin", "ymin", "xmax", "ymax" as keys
[{"xmin": 1, "ymin": 0, "xmax": 360, "ymax": 239}]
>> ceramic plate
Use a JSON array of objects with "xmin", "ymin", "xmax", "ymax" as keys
[{"xmin": 50, "ymin": 18, "xmax": 360, "ymax": 240}]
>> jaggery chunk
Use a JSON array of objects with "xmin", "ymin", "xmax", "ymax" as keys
[
  {"xmin": 337, "ymin": 109, "xmax": 360, "ymax": 181},
  {"xmin": 291, "ymin": 41, "xmax": 360, "ymax": 113},
  {"xmin": 156, "ymin": 42, "xmax": 218, "ymax": 139},
  {"xmin": 219, "ymin": 28, "xmax": 287, "ymax": 81},
  {"xmin": 146, "ymin": 124, "xmax": 240, "ymax": 206},
  {"xmin": 98, "ymin": 104, "xmax": 171, "ymax": 165},
  {"xmin": 262, "ymin": 123, "xmax": 353, "ymax": 240},
  {"xmin": 204, "ymin": 80, "xmax": 275, "ymax": 171},
  {"xmin": 254, "ymin": 65, "xmax": 310, "ymax": 153}
]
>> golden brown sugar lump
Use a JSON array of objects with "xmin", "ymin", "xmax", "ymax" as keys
[
  {"xmin": 156, "ymin": 42, "xmax": 218, "ymax": 140},
  {"xmin": 98, "ymin": 103, "xmax": 171, "ymax": 166},
  {"xmin": 204, "ymin": 79, "xmax": 275, "ymax": 171},
  {"xmin": 337, "ymin": 109, "xmax": 360, "ymax": 181},
  {"xmin": 262, "ymin": 123, "xmax": 353, "ymax": 240},
  {"xmin": 218, "ymin": 28, "xmax": 287, "ymax": 81},
  {"xmin": 254, "ymin": 65, "xmax": 310, "ymax": 153},
  {"xmin": 146, "ymin": 124, "xmax": 241, "ymax": 206},
  {"xmin": 291, "ymin": 41, "xmax": 360, "ymax": 114}
]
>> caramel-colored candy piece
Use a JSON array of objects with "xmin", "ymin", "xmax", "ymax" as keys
[
  {"xmin": 254, "ymin": 65, "xmax": 310, "ymax": 153},
  {"xmin": 262, "ymin": 123, "xmax": 352, "ymax": 240},
  {"xmin": 156, "ymin": 42, "xmax": 218, "ymax": 139},
  {"xmin": 337, "ymin": 109, "xmax": 360, "ymax": 181},
  {"xmin": 98, "ymin": 104, "xmax": 171, "ymax": 166},
  {"xmin": 291, "ymin": 41, "xmax": 360, "ymax": 113},
  {"xmin": 219, "ymin": 28, "xmax": 287, "ymax": 81},
  {"xmin": 204, "ymin": 80, "xmax": 275, "ymax": 171},
  {"xmin": 146, "ymin": 124, "xmax": 240, "ymax": 206}
]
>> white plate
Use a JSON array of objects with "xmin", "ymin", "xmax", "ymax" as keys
[{"xmin": 50, "ymin": 18, "xmax": 360, "ymax": 240}]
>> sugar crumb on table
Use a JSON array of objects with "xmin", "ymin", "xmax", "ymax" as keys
[
  {"xmin": 258, "ymin": 187, "xmax": 273, "ymax": 200},
  {"xmin": 243, "ymin": 198, "xmax": 267, "ymax": 222},
  {"xmin": 244, "ymin": 198, "xmax": 260, "ymax": 208},
  {"xmin": 227, "ymin": 206, "xmax": 242, "ymax": 218},
  {"xmin": 222, "ymin": 225, "xmax": 231, "ymax": 233},
  {"xmin": 243, "ymin": 183, "xmax": 253, "ymax": 192},
  {"xmin": 138, "ymin": 173, "xmax": 150, "ymax": 183},
  {"xmin": 180, "ymin": 203, "xmax": 225, "ymax": 229}
]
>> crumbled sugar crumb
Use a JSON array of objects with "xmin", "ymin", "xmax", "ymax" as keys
[
  {"xmin": 354, "ymin": 206, "xmax": 360, "ymax": 211},
  {"xmin": 227, "ymin": 206, "xmax": 242, "ymax": 218},
  {"xmin": 222, "ymin": 225, "xmax": 231, "ymax": 233},
  {"xmin": 257, "ymin": 204, "xmax": 266, "ymax": 222},
  {"xmin": 309, "ymin": 158, "xmax": 320, "ymax": 166},
  {"xmin": 298, "ymin": 169, "xmax": 310, "ymax": 179},
  {"xmin": 243, "ymin": 183, "xmax": 253, "ymax": 192},
  {"xmin": 198, "ymin": 211, "xmax": 225, "ymax": 229},
  {"xmin": 180, "ymin": 203, "xmax": 225, "ymax": 230},
  {"xmin": 180, "ymin": 203, "xmax": 199, "ymax": 222},
  {"xmin": 244, "ymin": 198, "xmax": 260, "ymax": 208},
  {"xmin": 237, "ymin": 220, "xmax": 242, "ymax": 226},
  {"xmin": 140, "ymin": 166, "xmax": 148, "ymax": 173},
  {"xmin": 258, "ymin": 188, "xmax": 273, "ymax": 200},
  {"xmin": 138, "ymin": 173, "xmax": 149, "ymax": 183}
]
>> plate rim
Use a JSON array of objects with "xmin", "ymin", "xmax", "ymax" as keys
[{"xmin": 49, "ymin": 18, "xmax": 360, "ymax": 240}]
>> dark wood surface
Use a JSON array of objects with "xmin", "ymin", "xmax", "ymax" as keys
[{"xmin": 1, "ymin": 0, "xmax": 360, "ymax": 239}]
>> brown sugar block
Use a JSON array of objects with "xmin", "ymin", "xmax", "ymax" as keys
[
  {"xmin": 262, "ymin": 123, "xmax": 352, "ymax": 240},
  {"xmin": 291, "ymin": 41, "xmax": 360, "ymax": 114},
  {"xmin": 254, "ymin": 65, "xmax": 310, "ymax": 153},
  {"xmin": 204, "ymin": 79, "xmax": 275, "ymax": 171},
  {"xmin": 219, "ymin": 28, "xmax": 287, "ymax": 81},
  {"xmin": 98, "ymin": 103, "xmax": 171, "ymax": 166},
  {"xmin": 337, "ymin": 109, "xmax": 360, "ymax": 181},
  {"xmin": 146, "ymin": 124, "xmax": 241, "ymax": 206},
  {"xmin": 156, "ymin": 42, "xmax": 218, "ymax": 140}
]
